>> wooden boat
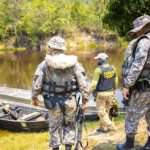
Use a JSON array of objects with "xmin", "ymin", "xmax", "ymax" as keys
[
  {"xmin": 0, "ymin": 101, "xmax": 49, "ymax": 132},
  {"xmin": 0, "ymin": 87, "xmax": 126, "ymax": 132}
]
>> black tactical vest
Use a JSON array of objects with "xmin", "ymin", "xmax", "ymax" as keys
[{"xmin": 96, "ymin": 65, "xmax": 115, "ymax": 91}]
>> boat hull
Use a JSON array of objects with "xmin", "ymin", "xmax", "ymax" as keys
[
  {"xmin": 0, "ymin": 103, "xmax": 49, "ymax": 132},
  {"xmin": 0, "ymin": 119, "xmax": 49, "ymax": 132}
]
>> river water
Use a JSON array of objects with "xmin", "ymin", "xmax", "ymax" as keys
[{"xmin": 0, "ymin": 51, "xmax": 124, "ymax": 106}]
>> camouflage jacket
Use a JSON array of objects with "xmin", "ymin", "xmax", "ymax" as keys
[
  {"xmin": 31, "ymin": 52, "xmax": 89, "ymax": 102},
  {"xmin": 124, "ymin": 32, "xmax": 150, "ymax": 88}
]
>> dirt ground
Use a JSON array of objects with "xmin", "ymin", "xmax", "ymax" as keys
[{"xmin": 83, "ymin": 119, "xmax": 148, "ymax": 150}]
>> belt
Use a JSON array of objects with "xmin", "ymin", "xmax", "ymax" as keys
[{"xmin": 44, "ymin": 93, "xmax": 74, "ymax": 98}]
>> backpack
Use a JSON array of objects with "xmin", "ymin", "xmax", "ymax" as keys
[{"xmin": 109, "ymin": 97, "xmax": 119, "ymax": 120}]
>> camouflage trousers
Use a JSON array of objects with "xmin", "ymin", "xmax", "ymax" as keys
[
  {"xmin": 48, "ymin": 96, "xmax": 77, "ymax": 148},
  {"xmin": 125, "ymin": 88, "xmax": 150, "ymax": 135},
  {"xmin": 96, "ymin": 93, "xmax": 116, "ymax": 130}
]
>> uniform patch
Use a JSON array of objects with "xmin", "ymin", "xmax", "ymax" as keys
[{"xmin": 104, "ymin": 70, "xmax": 115, "ymax": 78}]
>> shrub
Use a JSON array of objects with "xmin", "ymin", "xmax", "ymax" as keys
[
  {"xmin": 16, "ymin": 47, "xmax": 26, "ymax": 51},
  {"xmin": 88, "ymin": 42, "xmax": 98, "ymax": 50}
]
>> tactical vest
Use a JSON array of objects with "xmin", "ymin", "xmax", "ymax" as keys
[
  {"xmin": 96, "ymin": 65, "xmax": 115, "ymax": 91},
  {"xmin": 41, "ymin": 66, "xmax": 79, "ymax": 96},
  {"xmin": 122, "ymin": 34, "xmax": 150, "ymax": 83}
]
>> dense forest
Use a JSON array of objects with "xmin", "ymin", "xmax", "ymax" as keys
[
  {"xmin": 103, "ymin": 0, "xmax": 150, "ymax": 38},
  {"xmin": 0, "ymin": 0, "xmax": 109, "ymax": 46},
  {"xmin": 1, "ymin": 0, "xmax": 150, "ymax": 48}
]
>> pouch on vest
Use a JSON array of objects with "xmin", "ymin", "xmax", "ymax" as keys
[
  {"xmin": 44, "ymin": 96, "xmax": 56, "ymax": 109},
  {"xmin": 135, "ymin": 80, "xmax": 149, "ymax": 92}
]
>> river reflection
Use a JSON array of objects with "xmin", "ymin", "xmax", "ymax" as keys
[{"xmin": 0, "ymin": 51, "xmax": 124, "ymax": 104}]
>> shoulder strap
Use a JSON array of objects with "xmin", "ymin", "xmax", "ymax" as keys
[
  {"xmin": 125, "ymin": 35, "xmax": 150, "ymax": 62},
  {"xmin": 132, "ymin": 35, "xmax": 150, "ymax": 60},
  {"xmin": 132, "ymin": 35, "xmax": 150, "ymax": 86}
]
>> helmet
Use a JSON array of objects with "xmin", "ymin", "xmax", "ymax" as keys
[
  {"xmin": 94, "ymin": 53, "xmax": 108, "ymax": 59},
  {"xmin": 47, "ymin": 36, "xmax": 67, "ymax": 50}
]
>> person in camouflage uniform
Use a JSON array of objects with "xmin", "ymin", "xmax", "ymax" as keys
[
  {"xmin": 88, "ymin": 53, "xmax": 118, "ymax": 133},
  {"xmin": 116, "ymin": 15, "xmax": 150, "ymax": 150},
  {"xmin": 31, "ymin": 36, "xmax": 89, "ymax": 150}
]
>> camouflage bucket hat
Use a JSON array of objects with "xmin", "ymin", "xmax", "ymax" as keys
[
  {"xmin": 127, "ymin": 15, "xmax": 150, "ymax": 35},
  {"xmin": 47, "ymin": 36, "xmax": 67, "ymax": 50}
]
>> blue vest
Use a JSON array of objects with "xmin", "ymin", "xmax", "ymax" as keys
[{"xmin": 96, "ymin": 65, "xmax": 115, "ymax": 91}]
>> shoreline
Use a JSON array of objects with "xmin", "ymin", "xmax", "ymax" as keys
[{"xmin": 0, "ymin": 31, "xmax": 127, "ymax": 53}]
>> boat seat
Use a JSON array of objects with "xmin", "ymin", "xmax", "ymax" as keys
[{"xmin": 19, "ymin": 112, "xmax": 43, "ymax": 121}]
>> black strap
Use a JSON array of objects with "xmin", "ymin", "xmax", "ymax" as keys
[
  {"xmin": 69, "ymin": 81, "xmax": 73, "ymax": 95},
  {"xmin": 74, "ymin": 97, "xmax": 88, "ymax": 150},
  {"xmin": 64, "ymin": 82, "xmax": 68, "ymax": 95},
  {"xmin": 75, "ymin": 109, "xmax": 88, "ymax": 150},
  {"xmin": 53, "ymin": 82, "xmax": 68, "ymax": 125},
  {"xmin": 48, "ymin": 82, "xmax": 52, "ymax": 97},
  {"xmin": 53, "ymin": 82, "xmax": 63, "ymax": 112},
  {"xmin": 80, "ymin": 120, "xmax": 88, "ymax": 149},
  {"xmin": 46, "ymin": 81, "xmax": 78, "ymax": 125},
  {"xmin": 61, "ymin": 82, "xmax": 68, "ymax": 121}
]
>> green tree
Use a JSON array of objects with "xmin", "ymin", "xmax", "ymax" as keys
[
  {"xmin": 103, "ymin": 0, "xmax": 150, "ymax": 37},
  {"xmin": 71, "ymin": 0, "xmax": 87, "ymax": 27},
  {"xmin": 0, "ymin": 0, "xmax": 113, "ymax": 46},
  {"xmin": 21, "ymin": 0, "xmax": 70, "ymax": 42},
  {"xmin": 89, "ymin": 0, "xmax": 108, "ymax": 32},
  {"xmin": 0, "ymin": 0, "xmax": 27, "ymax": 43}
]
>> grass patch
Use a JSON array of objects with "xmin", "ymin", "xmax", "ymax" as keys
[
  {"xmin": 0, "ymin": 47, "xmax": 15, "ymax": 51},
  {"xmin": 0, "ymin": 115, "xmax": 148, "ymax": 150},
  {"xmin": 0, "ymin": 47, "xmax": 26, "ymax": 52},
  {"xmin": 16, "ymin": 47, "xmax": 26, "ymax": 51},
  {"xmin": 0, "ymin": 129, "xmax": 50, "ymax": 150},
  {"xmin": 88, "ymin": 42, "xmax": 98, "ymax": 50},
  {"xmin": 98, "ymin": 44, "xmax": 104, "ymax": 48},
  {"xmin": 115, "ymin": 114, "xmax": 125, "ymax": 121},
  {"xmin": 76, "ymin": 41, "xmax": 85, "ymax": 51}
]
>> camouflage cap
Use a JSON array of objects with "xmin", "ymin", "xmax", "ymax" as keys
[
  {"xmin": 127, "ymin": 15, "xmax": 150, "ymax": 35},
  {"xmin": 47, "ymin": 36, "xmax": 67, "ymax": 50}
]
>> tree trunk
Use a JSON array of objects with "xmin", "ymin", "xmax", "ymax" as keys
[
  {"xmin": 20, "ymin": 29, "xmax": 22, "ymax": 41},
  {"xmin": 12, "ymin": 13, "xmax": 18, "ymax": 46}
]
